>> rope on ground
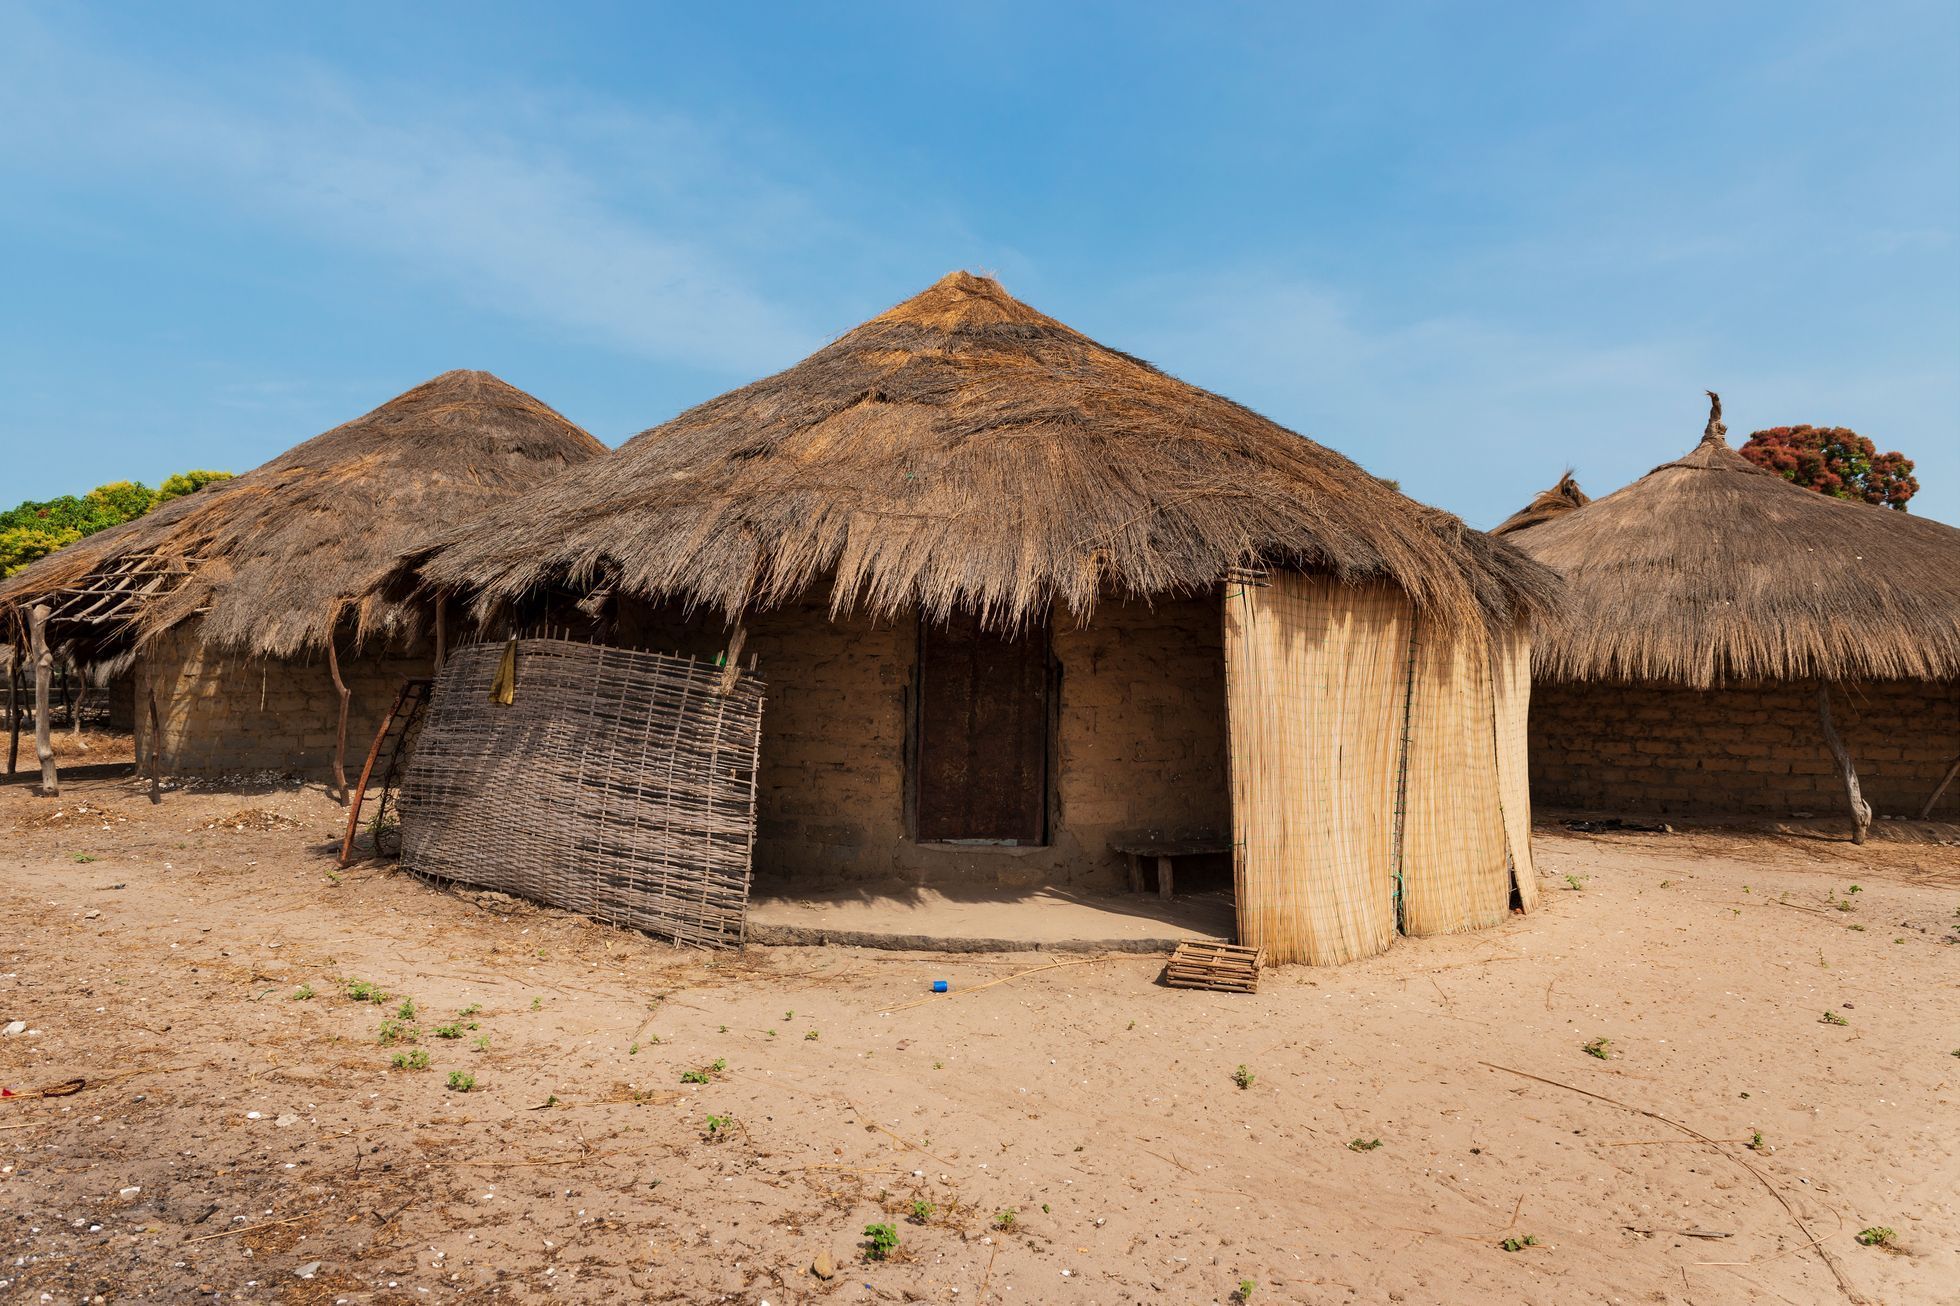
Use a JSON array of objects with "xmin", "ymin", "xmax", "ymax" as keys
[{"xmin": 1479, "ymin": 1061, "xmax": 1863, "ymax": 1304}]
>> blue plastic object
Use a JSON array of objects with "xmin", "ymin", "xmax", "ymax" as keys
[{"xmin": 931, "ymin": 980, "xmax": 949, "ymax": 993}]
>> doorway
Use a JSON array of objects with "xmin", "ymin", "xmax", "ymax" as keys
[{"xmin": 914, "ymin": 612, "xmax": 1049, "ymax": 844}]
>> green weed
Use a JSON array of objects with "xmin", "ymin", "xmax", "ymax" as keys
[
  {"xmin": 1347, "ymin": 1137, "xmax": 1383, "ymax": 1152},
  {"xmin": 1854, "ymin": 1226, "xmax": 1894, "ymax": 1248},
  {"xmin": 1232, "ymin": 1064, "xmax": 1255, "ymax": 1090},
  {"xmin": 446, "ymin": 1071, "xmax": 475, "ymax": 1092},
  {"xmin": 863, "ymin": 1222, "xmax": 899, "ymax": 1261},
  {"xmin": 1820, "ymin": 1010, "xmax": 1849, "ymax": 1026},
  {"xmin": 289, "ymin": 983, "xmax": 315, "ymax": 1001},
  {"xmin": 1500, "ymin": 1234, "xmax": 1540, "ymax": 1252},
  {"xmin": 391, "ymin": 1048, "xmax": 430, "ymax": 1070},
  {"xmin": 1583, "ymin": 1037, "xmax": 1612, "ymax": 1060}
]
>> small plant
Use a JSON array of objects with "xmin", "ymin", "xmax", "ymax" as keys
[
  {"xmin": 1820, "ymin": 1010, "xmax": 1849, "ymax": 1026},
  {"xmin": 1231, "ymin": 1064, "xmax": 1255, "ymax": 1090},
  {"xmin": 1583, "ymin": 1037, "xmax": 1612, "ymax": 1060},
  {"xmin": 784, "ymin": 1010, "xmax": 795, "ymax": 1020},
  {"xmin": 459, "ymin": 1003, "xmax": 482, "ymax": 1017},
  {"xmin": 446, "ymin": 1070, "xmax": 475, "ymax": 1092},
  {"xmin": 1658, "ymin": 880, "xmax": 1672, "ymax": 888},
  {"xmin": 543, "ymin": 1094, "xmax": 559, "ymax": 1107},
  {"xmin": 703, "ymin": 1113, "xmax": 733, "ymax": 1140},
  {"xmin": 805, "ymin": 1030, "xmax": 820, "ymax": 1041},
  {"xmin": 993, "ymin": 1208, "xmax": 1017, "ymax": 1231},
  {"xmin": 1847, "ymin": 924, "xmax": 1866, "ymax": 932},
  {"xmin": 73, "ymin": 854, "xmax": 96, "ymax": 863},
  {"xmin": 628, "ymin": 1042, "xmax": 640, "ymax": 1055},
  {"xmin": 391, "ymin": 1048, "xmax": 430, "ymax": 1070},
  {"xmin": 680, "ymin": 1068, "xmax": 710, "ymax": 1084},
  {"xmin": 395, "ymin": 998, "xmax": 417, "ymax": 1020},
  {"xmin": 530, "ymin": 997, "xmax": 542, "ymax": 1011},
  {"xmin": 908, "ymin": 1198, "xmax": 935, "ymax": 1223},
  {"xmin": 377, "ymin": 1018, "xmax": 415, "ymax": 1045},
  {"xmin": 1347, "ymin": 1137, "xmax": 1383, "ymax": 1152},
  {"xmin": 433, "ymin": 1023, "xmax": 463, "ymax": 1039},
  {"xmin": 1747, "ymin": 1130, "xmax": 1767, "ymax": 1152},
  {"xmin": 711, "ymin": 1057, "xmax": 727, "ymax": 1072},
  {"xmin": 1233, "ymin": 1280, "xmax": 1257, "ymax": 1304},
  {"xmin": 1563, "ymin": 874, "xmax": 1586, "ymax": 892},
  {"xmin": 472, "ymin": 1035, "xmax": 490, "ymax": 1051},
  {"xmin": 345, "ymin": 979, "xmax": 389, "ymax": 1004},
  {"xmin": 933, "ymin": 1060, "xmax": 944, "ymax": 1070},
  {"xmin": 290, "ymin": 983, "xmax": 315, "ymax": 1001},
  {"xmin": 1500, "ymin": 1234, "xmax": 1540, "ymax": 1252},
  {"xmin": 324, "ymin": 868, "xmax": 342, "ymax": 886},
  {"xmin": 1847, "ymin": 884, "xmax": 1861, "ymax": 894},
  {"xmin": 1854, "ymin": 1226, "xmax": 1894, "ymax": 1248},
  {"xmin": 863, "ymin": 1222, "xmax": 899, "ymax": 1261}
]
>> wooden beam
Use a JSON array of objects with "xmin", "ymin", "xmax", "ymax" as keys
[
  {"xmin": 1921, "ymin": 754, "xmax": 1960, "ymax": 822},
  {"xmin": 1816, "ymin": 684, "xmax": 1870, "ymax": 845},
  {"xmin": 146, "ymin": 686, "xmax": 163, "ymax": 804},
  {"xmin": 327, "ymin": 635, "xmax": 352, "ymax": 805},
  {"xmin": 6, "ymin": 657, "xmax": 20, "ymax": 776},
  {"xmin": 434, "ymin": 598, "xmax": 446, "ymax": 673},
  {"xmin": 30, "ymin": 604, "xmax": 57, "ymax": 797}
]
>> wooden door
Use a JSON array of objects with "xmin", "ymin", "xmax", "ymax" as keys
[{"xmin": 915, "ymin": 612, "xmax": 1049, "ymax": 843}]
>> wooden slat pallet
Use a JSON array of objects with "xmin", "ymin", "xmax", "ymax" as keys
[{"xmin": 1163, "ymin": 941, "xmax": 1264, "ymax": 993}]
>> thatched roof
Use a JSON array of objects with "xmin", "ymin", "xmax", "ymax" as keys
[
  {"xmin": 1509, "ymin": 394, "xmax": 1960, "ymax": 688},
  {"xmin": 1491, "ymin": 471, "xmax": 1589, "ymax": 537},
  {"xmin": 395, "ymin": 273, "xmax": 1555, "ymax": 634},
  {"xmin": 1, "ymin": 371, "xmax": 605, "ymax": 666}
]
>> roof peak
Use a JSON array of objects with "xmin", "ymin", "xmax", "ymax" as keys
[{"xmin": 1697, "ymin": 390, "xmax": 1728, "ymax": 447}]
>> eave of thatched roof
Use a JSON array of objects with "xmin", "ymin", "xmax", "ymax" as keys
[
  {"xmin": 1508, "ymin": 396, "xmax": 1960, "ymax": 688},
  {"xmin": 393, "ymin": 273, "xmax": 1557, "ymax": 635},
  {"xmin": 1, "ymin": 370, "xmax": 606, "ymax": 666},
  {"xmin": 1491, "ymin": 471, "xmax": 1589, "ymax": 537}
]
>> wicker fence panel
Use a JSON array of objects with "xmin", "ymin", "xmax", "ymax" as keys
[
  {"xmin": 1399, "ymin": 621, "xmax": 1513, "ymax": 937},
  {"xmin": 399, "ymin": 637, "xmax": 765, "ymax": 948},
  {"xmin": 1489, "ymin": 626, "xmax": 1539, "ymax": 910},
  {"xmin": 1223, "ymin": 573, "xmax": 1411, "ymax": 965}
]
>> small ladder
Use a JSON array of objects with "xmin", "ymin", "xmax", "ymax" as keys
[{"xmin": 338, "ymin": 678, "xmax": 433, "ymax": 866}]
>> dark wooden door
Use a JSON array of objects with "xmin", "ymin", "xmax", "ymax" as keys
[{"xmin": 915, "ymin": 612, "xmax": 1049, "ymax": 843}]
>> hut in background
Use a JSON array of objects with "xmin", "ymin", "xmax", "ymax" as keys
[
  {"xmin": 1, "ymin": 371, "xmax": 605, "ymax": 793},
  {"xmin": 386, "ymin": 273, "xmax": 1560, "ymax": 964},
  {"xmin": 1495, "ymin": 394, "xmax": 1960, "ymax": 838}
]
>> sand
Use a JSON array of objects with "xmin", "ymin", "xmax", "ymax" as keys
[{"xmin": 2, "ymin": 752, "xmax": 1956, "ymax": 1304}]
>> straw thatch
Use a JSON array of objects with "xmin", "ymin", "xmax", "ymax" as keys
[
  {"xmin": 1490, "ymin": 470, "xmax": 1589, "ymax": 537},
  {"xmin": 1, "ymin": 371, "xmax": 605, "ymax": 666},
  {"xmin": 394, "ymin": 273, "xmax": 1556, "ymax": 634},
  {"xmin": 1510, "ymin": 395, "xmax": 1960, "ymax": 688}
]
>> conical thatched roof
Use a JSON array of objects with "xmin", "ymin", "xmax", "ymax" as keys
[
  {"xmin": 1508, "ymin": 395, "xmax": 1960, "ymax": 688},
  {"xmin": 397, "ymin": 273, "xmax": 1554, "ymax": 633},
  {"xmin": 1491, "ymin": 471, "xmax": 1589, "ymax": 537},
  {"xmin": 1, "ymin": 371, "xmax": 605, "ymax": 665}
]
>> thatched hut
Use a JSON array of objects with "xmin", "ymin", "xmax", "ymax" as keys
[
  {"xmin": 1, "ymin": 371, "xmax": 605, "ymax": 791},
  {"xmin": 389, "ymin": 273, "xmax": 1558, "ymax": 963},
  {"xmin": 1495, "ymin": 395, "xmax": 1960, "ymax": 836}
]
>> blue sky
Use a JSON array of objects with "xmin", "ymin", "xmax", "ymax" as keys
[{"xmin": 3, "ymin": 1, "xmax": 1956, "ymax": 526}]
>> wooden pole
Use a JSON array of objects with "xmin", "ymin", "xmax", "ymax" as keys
[
  {"xmin": 30, "ymin": 604, "xmax": 57, "ymax": 797},
  {"xmin": 6, "ymin": 657, "xmax": 19, "ymax": 776},
  {"xmin": 146, "ymin": 686, "xmax": 163, "ymax": 804},
  {"xmin": 70, "ymin": 673, "xmax": 88, "ymax": 750},
  {"xmin": 327, "ymin": 635, "xmax": 352, "ymax": 805},
  {"xmin": 1921, "ymin": 754, "xmax": 1960, "ymax": 821},
  {"xmin": 1817, "ymin": 684, "xmax": 1870, "ymax": 845},
  {"xmin": 434, "ymin": 598, "xmax": 447, "ymax": 673}
]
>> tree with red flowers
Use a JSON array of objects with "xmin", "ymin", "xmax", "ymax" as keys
[{"xmin": 1738, "ymin": 425, "xmax": 1918, "ymax": 510}]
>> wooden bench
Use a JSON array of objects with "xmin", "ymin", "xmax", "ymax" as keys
[{"xmin": 1109, "ymin": 837, "xmax": 1232, "ymax": 899}]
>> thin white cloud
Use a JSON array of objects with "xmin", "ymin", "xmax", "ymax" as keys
[{"xmin": 0, "ymin": 11, "xmax": 815, "ymax": 373}]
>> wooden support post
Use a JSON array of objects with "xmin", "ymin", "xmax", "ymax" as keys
[
  {"xmin": 6, "ymin": 658, "xmax": 19, "ymax": 776},
  {"xmin": 146, "ymin": 687, "xmax": 163, "ymax": 804},
  {"xmin": 70, "ymin": 675, "xmax": 88, "ymax": 749},
  {"xmin": 1817, "ymin": 684, "xmax": 1870, "ymax": 845},
  {"xmin": 327, "ymin": 635, "xmax": 352, "ymax": 805},
  {"xmin": 1157, "ymin": 855, "xmax": 1175, "ymax": 899},
  {"xmin": 30, "ymin": 604, "xmax": 57, "ymax": 797},
  {"xmin": 1921, "ymin": 754, "xmax": 1960, "ymax": 821},
  {"xmin": 433, "ymin": 599, "xmax": 447, "ymax": 674}
]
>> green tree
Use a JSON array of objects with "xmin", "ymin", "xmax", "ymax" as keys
[
  {"xmin": 158, "ymin": 469, "xmax": 234, "ymax": 501},
  {"xmin": 0, "ymin": 467, "xmax": 231, "ymax": 576}
]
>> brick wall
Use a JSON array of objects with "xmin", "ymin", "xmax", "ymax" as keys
[
  {"xmin": 133, "ymin": 619, "xmax": 437, "ymax": 779},
  {"xmin": 1529, "ymin": 678, "xmax": 1960, "ymax": 819},
  {"xmin": 614, "ymin": 592, "xmax": 1230, "ymax": 889}
]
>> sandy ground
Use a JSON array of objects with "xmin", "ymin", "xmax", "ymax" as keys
[{"xmin": 2, "ymin": 744, "xmax": 1958, "ymax": 1305}]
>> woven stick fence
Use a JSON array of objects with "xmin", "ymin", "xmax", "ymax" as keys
[
  {"xmin": 1223, "ymin": 571, "xmax": 1533, "ymax": 964},
  {"xmin": 398, "ymin": 636, "xmax": 765, "ymax": 949}
]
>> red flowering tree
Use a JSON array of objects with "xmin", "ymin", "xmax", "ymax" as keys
[{"xmin": 1739, "ymin": 425, "xmax": 1918, "ymax": 510}]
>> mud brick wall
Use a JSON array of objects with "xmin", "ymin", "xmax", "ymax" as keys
[
  {"xmin": 133, "ymin": 619, "xmax": 437, "ymax": 779},
  {"xmin": 614, "ymin": 592, "xmax": 1230, "ymax": 889},
  {"xmin": 1529, "ymin": 678, "xmax": 1960, "ymax": 819}
]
